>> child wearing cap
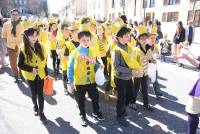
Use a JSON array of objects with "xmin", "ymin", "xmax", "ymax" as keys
[
  {"xmin": 147, "ymin": 28, "xmax": 163, "ymax": 97},
  {"xmin": 131, "ymin": 25, "xmax": 154, "ymax": 111},
  {"xmin": 112, "ymin": 25, "xmax": 142, "ymax": 127},
  {"xmin": 67, "ymin": 30, "xmax": 105, "ymax": 127}
]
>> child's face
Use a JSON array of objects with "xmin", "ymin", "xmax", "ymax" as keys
[
  {"xmin": 62, "ymin": 27, "xmax": 69, "ymax": 36},
  {"xmin": 148, "ymin": 34, "xmax": 156, "ymax": 45},
  {"xmin": 71, "ymin": 30, "xmax": 78, "ymax": 41},
  {"xmin": 51, "ymin": 24, "xmax": 57, "ymax": 31},
  {"xmin": 28, "ymin": 32, "xmax": 38, "ymax": 45},
  {"xmin": 118, "ymin": 32, "xmax": 130, "ymax": 44},
  {"xmin": 79, "ymin": 36, "xmax": 91, "ymax": 48},
  {"xmin": 139, "ymin": 35, "xmax": 148, "ymax": 46}
]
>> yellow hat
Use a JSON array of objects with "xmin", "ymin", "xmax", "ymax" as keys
[
  {"xmin": 137, "ymin": 25, "xmax": 148, "ymax": 37},
  {"xmin": 149, "ymin": 26, "xmax": 157, "ymax": 35},
  {"xmin": 79, "ymin": 16, "xmax": 90, "ymax": 24},
  {"xmin": 79, "ymin": 24, "xmax": 90, "ymax": 32},
  {"xmin": 37, "ymin": 20, "xmax": 44, "ymax": 26},
  {"xmin": 49, "ymin": 18, "xmax": 57, "ymax": 24},
  {"xmin": 111, "ymin": 22, "xmax": 126, "ymax": 35},
  {"xmin": 69, "ymin": 21, "xmax": 80, "ymax": 31},
  {"xmin": 104, "ymin": 20, "xmax": 111, "ymax": 26}
]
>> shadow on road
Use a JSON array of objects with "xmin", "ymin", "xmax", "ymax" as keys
[{"xmin": 43, "ymin": 117, "xmax": 79, "ymax": 134}]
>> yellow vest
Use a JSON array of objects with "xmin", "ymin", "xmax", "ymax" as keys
[
  {"xmin": 61, "ymin": 41, "xmax": 77, "ymax": 71},
  {"xmin": 97, "ymin": 38, "xmax": 108, "ymax": 58},
  {"xmin": 134, "ymin": 46, "xmax": 151, "ymax": 77},
  {"xmin": 111, "ymin": 44, "xmax": 143, "ymax": 88},
  {"xmin": 38, "ymin": 30, "xmax": 49, "ymax": 52},
  {"xmin": 21, "ymin": 45, "xmax": 47, "ymax": 80},
  {"xmin": 73, "ymin": 47, "xmax": 97, "ymax": 85}
]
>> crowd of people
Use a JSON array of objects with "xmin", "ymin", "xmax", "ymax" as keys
[{"xmin": 0, "ymin": 8, "xmax": 199, "ymax": 133}]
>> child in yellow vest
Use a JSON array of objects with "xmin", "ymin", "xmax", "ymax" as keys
[
  {"xmin": 112, "ymin": 26, "xmax": 142, "ymax": 127},
  {"xmin": 68, "ymin": 30, "xmax": 105, "ymax": 127},
  {"xmin": 148, "ymin": 30, "xmax": 163, "ymax": 97},
  {"xmin": 131, "ymin": 26, "xmax": 154, "ymax": 111},
  {"xmin": 18, "ymin": 28, "xmax": 48, "ymax": 123},
  {"xmin": 57, "ymin": 23, "xmax": 70, "ymax": 94},
  {"xmin": 48, "ymin": 19, "xmax": 60, "ymax": 75}
]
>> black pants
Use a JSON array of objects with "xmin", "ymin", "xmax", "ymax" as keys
[
  {"xmin": 114, "ymin": 78, "xmax": 134, "ymax": 117},
  {"xmin": 133, "ymin": 75, "xmax": 149, "ymax": 107},
  {"xmin": 152, "ymin": 71, "xmax": 162, "ymax": 95},
  {"xmin": 51, "ymin": 50, "xmax": 60, "ymax": 71},
  {"xmin": 27, "ymin": 76, "xmax": 44, "ymax": 113},
  {"xmin": 101, "ymin": 57, "xmax": 108, "ymax": 76},
  {"xmin": 76, "ymin": 83, "xmax": 100, "ymax": 117},
  {"xmin": 62, "ymin": 71, "xmax": 67, "ymax": 89},
  {"xmin": 105, "ymin": 62, "xmax": 112, "ymax": 92},
  {"xmin": 188, "ymin": 38, "xmax": 192, "ymax": 46}
]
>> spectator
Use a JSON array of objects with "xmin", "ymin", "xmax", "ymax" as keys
[{"xmin": 187, "ymin": 21, "xmax": 194, "ymax": 47}]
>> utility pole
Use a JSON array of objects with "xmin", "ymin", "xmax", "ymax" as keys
[{"xmin": 192, "ymin": 0, "xmax": 196, "ymax": 21}]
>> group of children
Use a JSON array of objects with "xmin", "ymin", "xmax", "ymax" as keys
[{"xmin": 16, "ymin": 15, "xmax": 166, "ymax": 127}]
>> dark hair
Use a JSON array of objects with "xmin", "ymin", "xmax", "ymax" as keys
[
  {"xmin": 23, "ymin": 28, "xmax": 44, "ymax": 63},
  {"xmin": 116, "ymin": 27, "xmax": 131, "ymax": 37},
  {"xmin": 133, "ymin": 21, "xmax": 138, "ymax": 27},
  {"xmin": 10, "ymin": 8, "xmax": 20, "ymax": 14},
  {"xmin": 78, "ymin": 31, "xmax": 91, "ymax": 39},
  {"xmin": 148, "ymin": 20, "xmax": 152, "ymax": 26},
  {"xmin": 81, "ymin": 17, "xmax": 90, "ymax": 24},
  {"xmin": 120, "ymin": 15, "xmax": 127, "ymax": 24},
  {"xmin": 0, "ymin": 19, "xmax": 3, "ymax": 27},
  {"xmin": 138, "ymin": 33, "xmax": 149, "ymax": 39},
  {"xmin": 61, "ymin": 23, "xmax": 68, "ymax": 30}
]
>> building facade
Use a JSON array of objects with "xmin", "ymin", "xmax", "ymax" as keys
[
  {"xmin": 0, "ymin": 0, "xmax": 48, "ymax": 17},
  {"xmin": 86, "ymin": 0, "xmax": 200, "ymax": 43}
]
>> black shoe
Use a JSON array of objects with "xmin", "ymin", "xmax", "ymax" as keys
[
  {"xmin": 39, "ymin": 113, "xmax": 48, "ymax": 123},
  {"xmin": 144, "ymin": 105, "xmax": 154, "ymax": 111},
  {"xmin": 80, "ymin": 116, "xmax": 87, "ymax": 127},
  {"xmin": 129, "ymin": 103, "xmax": 137, "ymax": 111},
  {"xmin": 92, "ymin": 112, "xmax": 105, "ymax": 121},
  {"xmin": 34, "ymin": 106, "xmax": 39, "ymax": 116},
  {"xmin": 117, "ymin": 117, "xmax": 129, "ymax": 127},
  {"xmin": 156, "ymin": 92, "xmax": 163, "ymax": 98}
]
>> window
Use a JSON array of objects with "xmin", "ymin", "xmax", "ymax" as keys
[
  {"xmin": 149, "ymin": 0, "xmax": 155, "ymax": 7},
  {"xmin": 163, "ymin": 0, "xmax": 180, "ymax": 5},
  {"xmin": 162, "ymin": 13, "xmax": 167, "ymax": 22},
  {"xmin": 187, "ymin": 10, "xmax": 200, "ymax": 27},
  {"xmin": 112, "ymin": 0, "xmax": 115, "ymax": 8},
  {"xmin": 162, "ymin": 12, "xmax": 179, "ymax": 22},
  {"xmin": 143, "ymin": 0, "xmax": 148, "ymax": 8}
]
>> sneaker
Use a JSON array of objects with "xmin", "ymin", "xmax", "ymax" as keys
[
  {"xmin": 117, "ymin": 117, "xmax": 129, "ymax": 127},
  {"xmin": 104, "ymin": 91, "xmax": 110, "ymax": 100},
  {"xmin": 14, "ymin": 76, "xmax": 21, "ymax": 83},
  {"xmin": 92, "ymin": 112, "xmax": 105, "ymax": 121},
  {"xmin": 129, "ymin": 103, "xmax": 137, "ymax": 111},
  {"xmin": 156, "ymin": 92, "xmax": 163, "ymax": 98},
  {"xmin": 80, "ymin": 116, "xmax": 87, "ymax": 127},
  {"xmin": 34, "ymin": 106, "xmax": 39, "ymax": 116},
  {"xmin": 143, "ymin": 105, "xmax": 154, "ymax": 111},
  {"xmin": 39, "ymin": 113, "xmax": 48, "ymax": 123}
]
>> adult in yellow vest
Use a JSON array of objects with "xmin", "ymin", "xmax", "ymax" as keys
[
  {"xmin": 68, "ymin": 30, "xmax": 105, "ymax": 127},
  {"xmin": 18, "ymin": 28, "xmax": 48, "ymax": 123}
]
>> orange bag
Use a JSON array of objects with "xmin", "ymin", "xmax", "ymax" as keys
[{"xmin": 43, "ymin": 76, "xmax": 54, "ymax": 96}]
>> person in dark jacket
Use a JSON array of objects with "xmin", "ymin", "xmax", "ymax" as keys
[{"xmin": 173, "ymin": 21, "xmax": 185, "ymax": 63}]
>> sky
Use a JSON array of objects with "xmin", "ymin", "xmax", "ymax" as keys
[{"xmin": 47, "ymin": 0, "xmax": 68, "ymax": 14}]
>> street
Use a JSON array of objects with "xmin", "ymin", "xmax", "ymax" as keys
[{"xmin": 0, "ymin": 56, "xmax": 199, "ymax": 134}]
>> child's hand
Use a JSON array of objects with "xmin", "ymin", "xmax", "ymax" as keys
[
  {"xmin": 32, "ymin": 68, "xmax": 38, "ymax": 74},
  {"xmin": 69, "ymin": 84, "xmax": 75, "ymax": 93},
  {"xmin": 99, "ymin": 64, "xmax": 105, "ymax": 69}
]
